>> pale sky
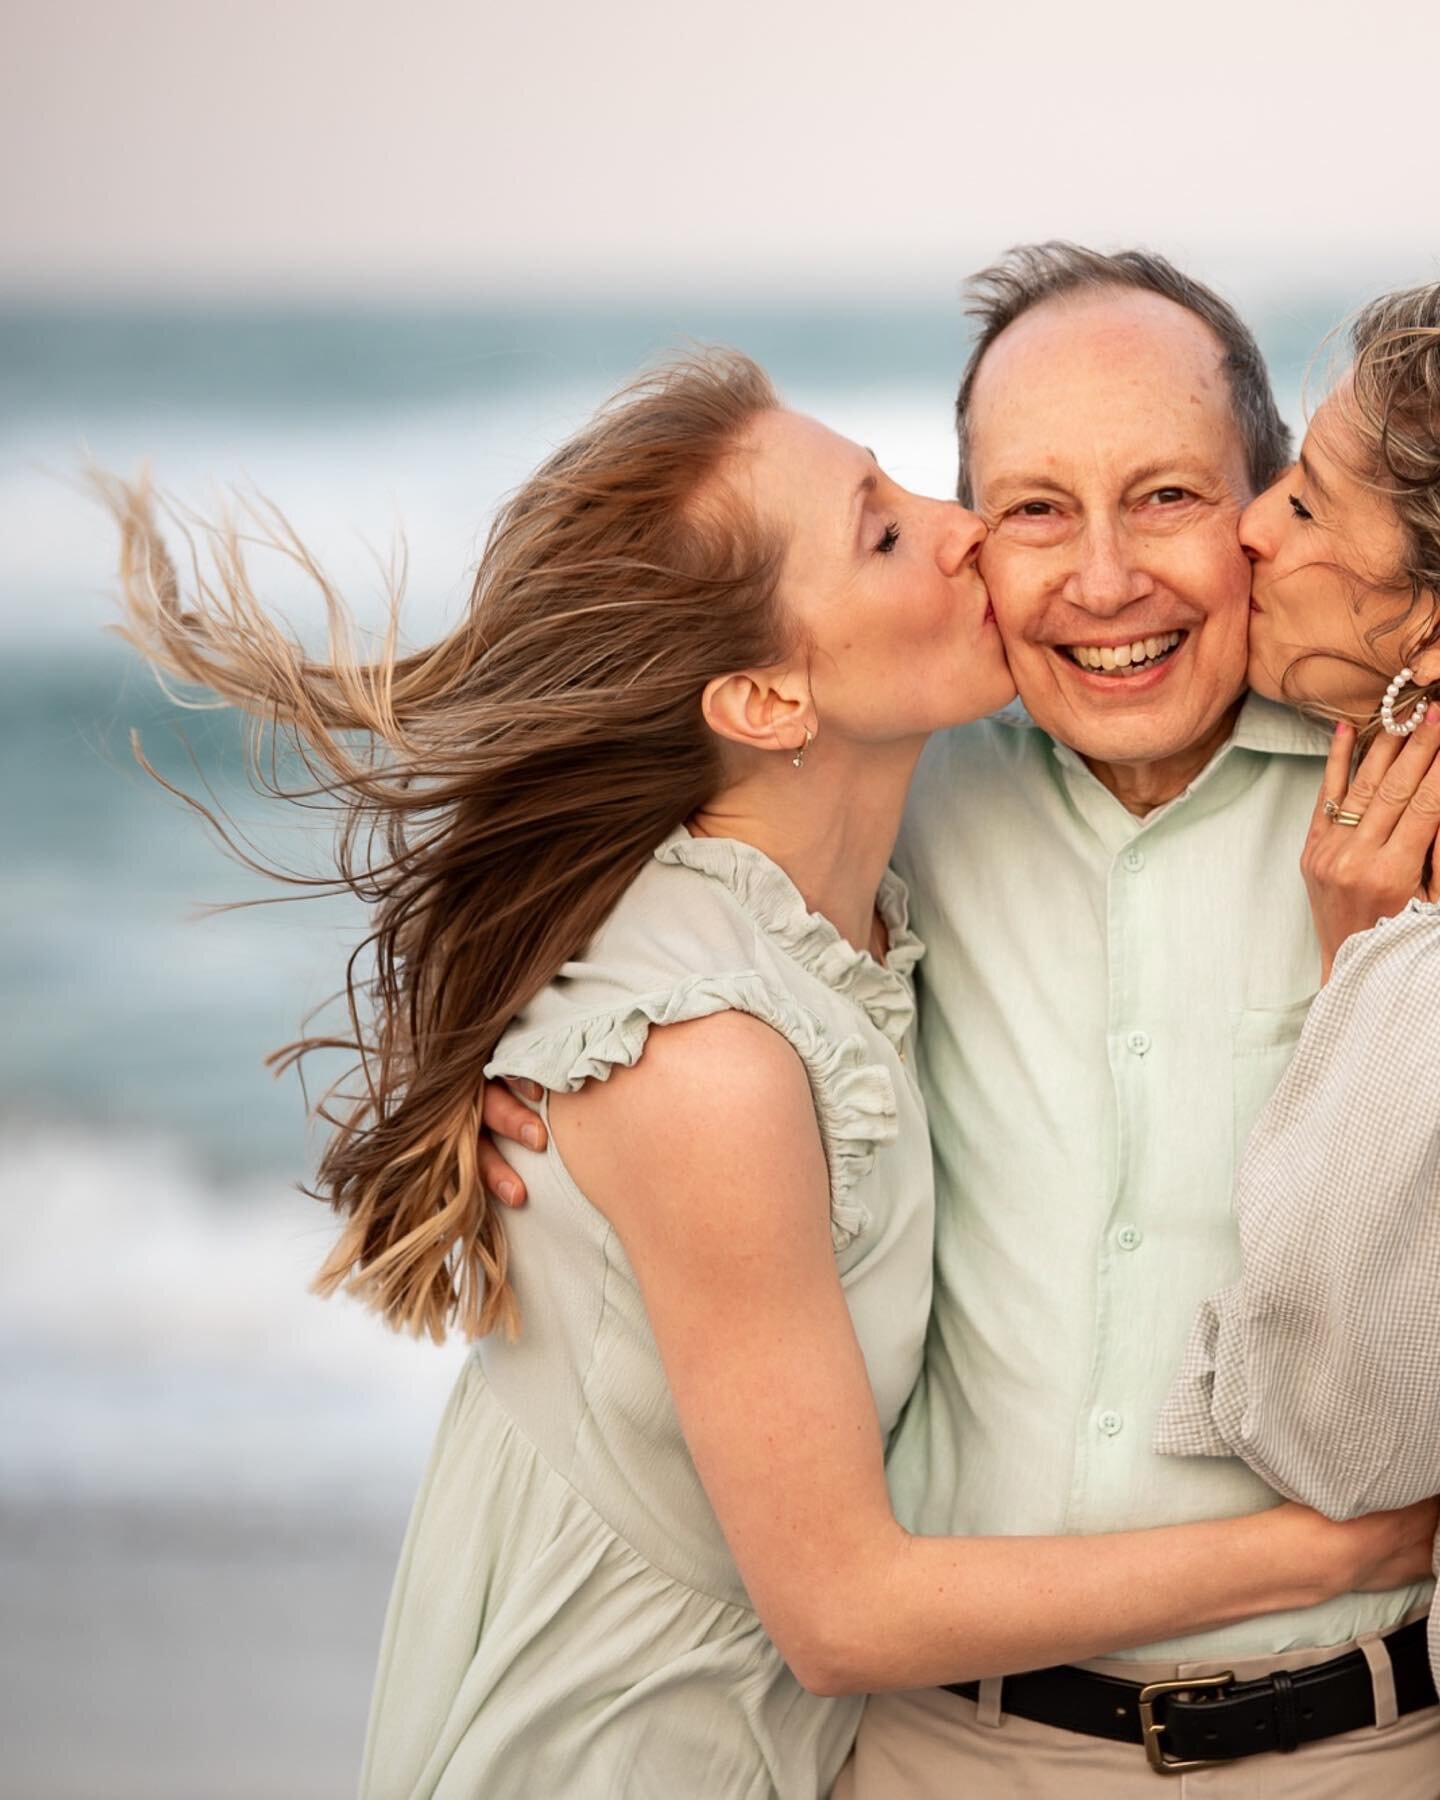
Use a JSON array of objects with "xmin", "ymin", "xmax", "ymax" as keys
[{"xmin": 4, "ymin": 0, "xmax": 1440, "ymax": 303}]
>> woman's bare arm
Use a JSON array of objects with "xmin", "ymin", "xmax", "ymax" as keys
[{"xmin": 550, "ymin": 1011, "xmax": 1435, "ymax": 1697}]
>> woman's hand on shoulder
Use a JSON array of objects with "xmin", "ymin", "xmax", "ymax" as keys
[{"xmin": 1303, "ymin": 712, "xmax": 1440, "ymax": 980}]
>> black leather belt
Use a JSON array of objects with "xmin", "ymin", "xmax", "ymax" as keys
[{"xmin": 943, "ymin": 1617, "xmax": 1436, "ymax": 1775}]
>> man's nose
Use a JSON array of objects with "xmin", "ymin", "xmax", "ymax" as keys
[
  {"xmin": 935, "ymin": 504, "xmax": 987, "ymax": 576},
  {"xmin": 1064, "ymin": 521, "xmax": 1153, "ymax": 614}
]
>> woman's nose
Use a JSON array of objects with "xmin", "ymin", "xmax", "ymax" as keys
[
  {"xmin": 936, "ymin": 504, "xmax": 987, "ymax": 575},
  {"xmin": 1239, "ymin": 474, "xmax": 1288, "ymax": 563}
]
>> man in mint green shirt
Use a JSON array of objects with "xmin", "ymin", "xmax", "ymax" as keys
[{"xmin": 858, "ymin": 247, "xmax": 1437, "ymax": 1792}]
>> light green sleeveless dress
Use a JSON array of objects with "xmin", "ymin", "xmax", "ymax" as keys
[{"xmin": 359, "ymin": 827, "xmax": 934, "ymax": 1800}]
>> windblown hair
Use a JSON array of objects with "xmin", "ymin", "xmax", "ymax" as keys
[
  {"xmin": 98, "ymin": 348, "xmax": 788, "ymax": 1341},
  {"xmin": 953, "ymin": 241, "xmax": 1291, "ymax": 505}
]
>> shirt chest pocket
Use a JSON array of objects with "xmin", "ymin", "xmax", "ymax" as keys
[{"xmin": 1231, "ymin": 997, "xmax": 1314, "ymax": 1165}]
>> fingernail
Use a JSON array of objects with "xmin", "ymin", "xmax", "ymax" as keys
[
  {"xmin": 521, "ymin": 1080, "xmax": 543, "ymax": 1101},
  {"xmin": 522, "ymin": 1124, "xmax": 544, "ymax": 1151},
  {"xmin": 498, "ymin": 1180, "xmax": 521, "ymax": 1206}
]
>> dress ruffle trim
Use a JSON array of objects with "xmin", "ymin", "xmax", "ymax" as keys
[
  {"xmin": 651, "ymin": 828, "xmax": 923, "ymax": 1047},
  {"xmin": 486, "ymin": 971, "xmax": 897, "ymax": 1250}
]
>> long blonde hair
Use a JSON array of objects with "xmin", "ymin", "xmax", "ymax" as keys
[{"xmin": 98, "ymin": 349, "xmax": 787, "ymax": 1341}]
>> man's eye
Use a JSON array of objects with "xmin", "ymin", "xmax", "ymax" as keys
[
  {"xmin": 1149, "ymin": 487, "xmax": 1191, "ymax": 505},
  {"xmin": 1015, "ymin": 501, "xmax": 1056, "ymax": 518},
  {"xmin": 1288, "ymin": 494, "xmax": 1314, "ymax": 523}
]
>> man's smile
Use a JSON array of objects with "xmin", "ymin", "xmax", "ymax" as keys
[{"xmin": 1053, "ymin": 629, "xmax": 1188, "ymax": 679}]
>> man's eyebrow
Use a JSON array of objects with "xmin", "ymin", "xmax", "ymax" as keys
[
  {"xmin": 1124, "ymin": 458, "xmax": 1207, "ymax": 490},
  {"xmin": 1299, "ymin": 450, "xmax": 1334, "ymax": 506},
  {"xmin": 980, "ymin": 470, "xmax": 1075, "ymax": 501}
]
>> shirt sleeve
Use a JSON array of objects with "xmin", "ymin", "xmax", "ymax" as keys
[{"xmin": 1155, "ymin": 902, "xmax": 1440, "ymax": 1521}]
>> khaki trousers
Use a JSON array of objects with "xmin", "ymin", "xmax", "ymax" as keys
[{"xmin": 832, "ymin": 1628, "xmax": 1440, "ymax": 1798}]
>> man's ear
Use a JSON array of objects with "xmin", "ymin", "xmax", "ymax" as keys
[{"xmin": 701, "ymin": 670, "xmax": 812, "ymax": 758}]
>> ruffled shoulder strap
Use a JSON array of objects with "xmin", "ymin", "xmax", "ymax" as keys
[{"xmin": 485, "ymin": 971, "xmax": 896, "ymax": 1250}]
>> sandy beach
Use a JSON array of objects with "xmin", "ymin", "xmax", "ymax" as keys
[{"xmin": 1, "ymin": 1497, "xmax": 405, "ymax": 1800}]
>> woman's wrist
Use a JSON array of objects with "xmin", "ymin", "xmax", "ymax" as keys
[{"xmin": 1259, "ymin": 1503, "xmax": 1352, "ymax": 1611}]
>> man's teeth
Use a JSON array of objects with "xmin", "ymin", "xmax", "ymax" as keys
[{"xmin": 1066, "ymin": 631, "xmax": 1182, "ymax": 674}]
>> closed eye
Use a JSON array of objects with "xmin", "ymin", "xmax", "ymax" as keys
[
  {"xmin": 874, "ymin": 521, "xmax": 900, "ymax": 555},
  {"xmin": 1288, "ymin": 494, "xmax": 1314, "ymax": 522}
]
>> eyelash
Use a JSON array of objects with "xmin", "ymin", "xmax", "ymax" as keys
[
  {"xmin": 875, "ymin": 521, "xmax": 900, "ymax": 555},
  {"xmin": 1288, "ymin": 494, "xmax": 1314, "ymax": 523}
]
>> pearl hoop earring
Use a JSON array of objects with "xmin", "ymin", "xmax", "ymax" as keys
[
  {"xmin": 1381, "ymin": 667, "xmax": 1430, "ymax": 737},
  {"xmin": 792, "ymin": 727, "xmax": 813, "ymax": 771}
]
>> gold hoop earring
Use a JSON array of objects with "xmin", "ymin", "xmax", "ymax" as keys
[{"xmin": 792, "ymin": 727, "xmax": 813, "ymax": 771}]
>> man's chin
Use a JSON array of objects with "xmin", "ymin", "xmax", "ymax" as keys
[
  {"xmin": 1014, "ymin": 641, "xmax": 1248, "ymax": 767},
  {"xmin": 1021, "ymin": 684, "xmax": 1247, "ymax": 767}
]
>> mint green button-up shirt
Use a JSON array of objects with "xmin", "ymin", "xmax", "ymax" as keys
[{"xmin": 887, "ymin": 693, "xmax": 1434, "ymax": 1661}]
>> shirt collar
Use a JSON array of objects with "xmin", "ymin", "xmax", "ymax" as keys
[
  {"xmin": 1226, "ymin": 692, "xmax": 1334, "ymax": 758},
  {"xmin": 991, "ymin": 691, "xmax": 1330, "ymax": 855}
]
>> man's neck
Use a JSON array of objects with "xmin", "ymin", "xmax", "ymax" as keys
[{"xmin": 1082, "ymin": 699, "xmax": 1245, "ymax": 818}]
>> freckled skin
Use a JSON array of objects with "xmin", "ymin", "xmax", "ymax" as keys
[{"xmin": 965, "ymin": 293, "xmax": 1254, "ymax": 807}]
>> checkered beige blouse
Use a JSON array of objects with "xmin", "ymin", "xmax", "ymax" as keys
[{"xmin": 1157, "ymin": 900, "xmax": 1440, "ymax": 1688}]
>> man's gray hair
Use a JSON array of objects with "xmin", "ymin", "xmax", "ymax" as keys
[{"xmin": 954, "ymin": 241, "xmax": 1291, "ymax": 506}]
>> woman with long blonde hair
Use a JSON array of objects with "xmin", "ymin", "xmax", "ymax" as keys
[{"xmin": 103, "ymin": 350, "xmax": 1434, "ymax": 1799}]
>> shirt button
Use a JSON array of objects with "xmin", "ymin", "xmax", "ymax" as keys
[
  {"xmin": 1117, "ymin": 1224, "xmax": 1143, "ymax": 1251},
  {"xmin": 1123, "ymin": 847, "xmax": 1146, "ymax": 872},
  {"xmin": 1126, "ymin": 1030, "xmax": 1151, "ymax": 1056},
  {"xmin": 1097, "ymin": 1410, "xmax": 1124, "ymax": 1437}
]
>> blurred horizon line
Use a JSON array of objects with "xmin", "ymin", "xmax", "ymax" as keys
[{"xmin": 0, "ymin": 245, "xmax": 1430, "ymax": 316}]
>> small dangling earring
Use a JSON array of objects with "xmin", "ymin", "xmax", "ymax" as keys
[
  {"xmin": 1381, "ymin": 666, "xmax": 1430, "ymax": 737},
  {"xmin": 792, "ymin": 727, "xmax": 813, "ymax": 770}
]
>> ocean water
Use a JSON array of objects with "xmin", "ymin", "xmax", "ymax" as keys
[{"xmin": 0, "ymin": 297, "xmax": 1349, "ymax": 1794}]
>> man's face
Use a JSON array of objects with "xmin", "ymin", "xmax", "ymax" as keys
[{"xmin": 968, "ymin": 291, "xmax": 1254, "ymax": 767}]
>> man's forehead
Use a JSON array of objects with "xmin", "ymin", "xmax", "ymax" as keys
[
  {"xmin": 968, "ymin": 290, "xmax": 1242, "ymax": 483},
  {"xmin": 975, "ymin": 288, "xmax": 1227, "ymax": 392}
]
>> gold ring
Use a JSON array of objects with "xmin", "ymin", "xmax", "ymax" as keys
[{"xmin": 1333, "ymin": 810, "xmax": 1365, "ymax": 827}]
